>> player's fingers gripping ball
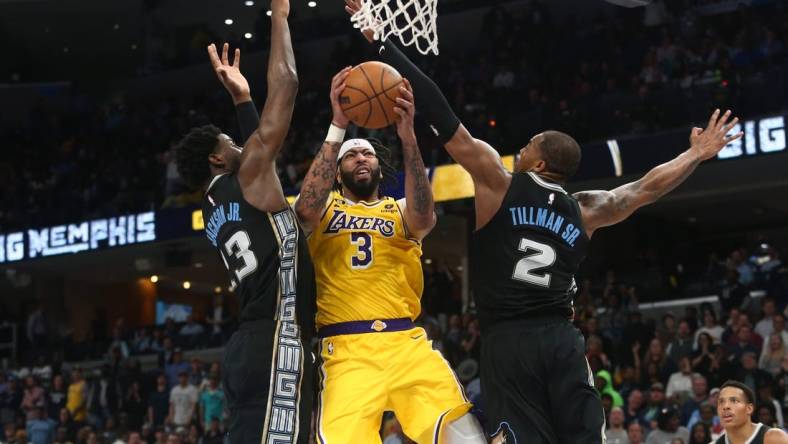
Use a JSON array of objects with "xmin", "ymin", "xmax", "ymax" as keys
[{"xmin": 340, "ymin": 61, "xmax": 403, "ymax": 129}]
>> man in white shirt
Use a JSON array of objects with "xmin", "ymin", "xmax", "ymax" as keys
[
  {"xmin": 606, "ymin": 407, "xmax": 628, "ymax": 444},
  {"xmin": 169, "ymin": 371, "xmax": 198, "ymax": 428},
  {"xmin": 755, "ymin": 298, "xmax": 777, "ymax": 340}
]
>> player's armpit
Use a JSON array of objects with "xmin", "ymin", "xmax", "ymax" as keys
[{"xmin": 445, "ymin": 124, "xmax": 510, "ymax": 191}]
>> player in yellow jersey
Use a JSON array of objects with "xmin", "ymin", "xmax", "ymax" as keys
[{"xmin": 294, "ymin": 69, "xmax": 486, "ymax": 444}]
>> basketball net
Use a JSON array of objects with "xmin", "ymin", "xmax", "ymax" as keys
[{"xmin": 350, "ymin": 0, "xmax": 439, "ymax": 55}]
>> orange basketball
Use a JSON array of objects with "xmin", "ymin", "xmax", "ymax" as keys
[{"xmin": 340, "ymin": 61, "xmax": 403, "ymax": 129}]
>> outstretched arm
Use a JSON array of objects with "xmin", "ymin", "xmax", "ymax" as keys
[
  {"xmin": 344, "ymin": 0, "xmax": 509, "ymax": 229},
  {"xmin": 236, "ymin": 0, "xmax": 297, "ymax": 210},
  {"xmin": 575, "ymin": 109, "xmax": 742, "ymax": 237},
  {"xmin": 295, "ymin": 68, "xmax": 352, "ymax": 235},
  {"xmin": 394, "ymin": 79, "xmax": 436, "ymax": 239},
  {"xmin": 207, "ymin": 43, "xmax": 260, "ymax": 143}
]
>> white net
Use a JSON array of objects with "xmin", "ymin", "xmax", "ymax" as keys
[{"xmin": 350, "ymin": 0, "xmax": 439, "ymax": 55}]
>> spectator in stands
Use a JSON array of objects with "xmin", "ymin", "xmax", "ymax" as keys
[
  {"xmin": 169, "ymin": 371, "xmax": 198, "ymax": 430},
  {"xmin": 108, "ymin": 327, "xmax": 130, "ymax": 359},
  {"xmin": 667, "ymin": 320, "xmax": 694, "ymax": 366},
  {"xmin": 149, "ymin": 329, "xmax": 165, "ymax": 355},
  {"xmin": 618, "ymin": 365, "xmax": 640, "ymax": 401},
  {"xmin": 164, "ymin": 350, "xmax": 189, "ymax": 388},
  {"xmin": 687, "ymin": 399, "xmax": 721, "ymax": 435},
  {"xmin": 53, "ymin": 426, "xmax": 73, "ymax": 444},
  {"xmin": 658, "ymin": 313, "xmax": 678, "ymax": 346},
  {"xmin": 202, "ymin": 417, "xmax": 223, "ymax": 444},
  {"xmin": 756, "ymin": 383, "xmax": 784, "ymax": 429},
  {"xmin": 646, "ymin": 406, "xmax": 689, "ymax": 444},
  {"xmin": 735, "ymin": 352, "xmax": 772, "ymax": 395},
  {"xmin": 2, "ymin": 423, "xmax": 16, "ymax": 444},
  {"xmin": 596, "ymin": 370, "xmax": 624, "ymax": 408},
  {"xmin": 759, "ymin": 333, "xmax": 786, "ymax": 376},
  {"xmin": 56, "ymin": 408, "xmax": 76, "ymax": 442},
  {"xmin": 642, "ymin": 338, "xmax": 673, "ymax": 385},
  {"xmin": 756, "ymin": 404, "xmax": 778, "ymax": 430},
  {"xmin": 642, "ymin": 382, "xmax": 668, "ymax": 431},
  {"xmin": 628, "ymin": 421, "xmax": 645, "ymax": 444},
  {"xmin": 771, "ymin": 313, "xmax": 788, "ymax": 346},
  {"xmin": 606, "ymin": 406, "xmax": 628, "ymax": 444},
  {"xmin": 688, "ymin": 422, "xmax": 711, "ymax": 444},
  {"xmin": 187, "ymin": 358, "xmax": 203, "ymax": 388},
  {"xmin": 66, "ymin": 369, "xmax": 88, "ymax": 426},
  {"xmin": 198, "ymin": 375, "xmax": 223, "ymax": 431},
  {"xmin": 123, "ymin": 381, "xmax": 145, "ymax": 431},
  {"xmin": 26, "ymin": 406, "xmax": 56, "ymax": 444},
  {"xmin": 691, "ymin": 332, "xmax": 718, "ymax": 376},
  {"xmin": 679, "ymin": 374, "xmax": 709, "ymax": 426},
  {"xmin": 460, "ymin": 318, "xmax": 481, "ymax": 363},
  {"xmin": 147, "ymin": 375, "xmax": 169, "ymax": 429},
  {"xmin": 132, "ymin": 328, "xmax": 152, "ymax": 355},
  {"xmin": 158, "ymin": 337, "xmax": 175, "ymax": 369},
  {"xmin": 728, "ymin": 249, "xmax": 754, "ymax": 287},
  {"xmin": 178, "ymin": 316, "xmax": 204, "ymax": 349},
  {"xmin": 0, "ymin": 376, "xmax": 21, "ymax": 425},
  {"xmin": 48, "ymin": 375, "xmax": 67, "ymax": 420},
  {"xmin": 205, "ymin": 296, "xmax": 227, "ymax": 347},
  {"xmin": 695, "ymin": 310, "xmax": 724, "ymax": 347},
  {"xmin": 728, "ymin": 325, "xmax": 761, "ymax": 362},
  {"xmin": 718, "ymin": 269, "xmax": 747, "ymax": 312},
  {"xmin": 626, "ymin": 389, "xmax": 646, "ymax": 425},
  {"xmin": 587, "ymin": 336, "xmax": 612, "ymax": 372},
  {"xmin": 755, "ymin": 298, "xmax": 777, "ymax": 339},
  {"xmin": 666, "ymin": 357, "xmax": 695, "ymax": 401},
  {"xmin": 21, "ymin": 376, "xmax": 47, "ymax": 421}
]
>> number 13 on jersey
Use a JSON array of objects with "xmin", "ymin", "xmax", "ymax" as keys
[{"xmin": 350, "ymin": 232, "xmax": 373, "ymax": 269}]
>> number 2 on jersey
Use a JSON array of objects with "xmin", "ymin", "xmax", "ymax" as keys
[
  {"xmin": 350, "ymin": 232, "xmax": 373, "ymax": 269},
  {"xmin": 221, "ymin": 230, "xmax": 258, "ymax": 283},
  {"xmin": 512, "ymin": 237, "xmax": 556, "ymax": 287}
]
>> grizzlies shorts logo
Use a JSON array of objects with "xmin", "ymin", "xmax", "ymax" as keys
[{"xmin": 491, "ymin": 422, "xmax": 516, "ymax": 444}]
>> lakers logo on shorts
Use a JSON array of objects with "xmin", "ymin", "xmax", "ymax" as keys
[{"xmin": 371, "ymin": 320, "xmax": 388, "ymax": 332}]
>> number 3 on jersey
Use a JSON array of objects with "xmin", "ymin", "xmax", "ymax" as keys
[
  {"xmin": 512, "ymin": 237, "xmax": 556, "ymax": 287},
  {"xmin": 220, "ymin": 230, "xmax": 258, "ymax": 284},
  {"xmin": 350, "ymin": 232, "xmax": 373, "ymax": 269}
]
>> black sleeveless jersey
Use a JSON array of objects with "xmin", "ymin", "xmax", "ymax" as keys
[
  {"xmin": 715, "ymin": 423, "xmax": 769, "ymax": 444},
  {"xmin": 202, "ymin": 174, "xmax": 316, "ymax": 337},
  {"xmin": 470, "ymin": 172, "xmax": 589, "ymax": 330}
]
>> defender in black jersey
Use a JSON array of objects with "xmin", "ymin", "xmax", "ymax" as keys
[
  {"xmin": 174, "ymin": 2, "xmax": 316, "ymax": 443},
  {"xmin": 344, "ymin": 15, "xmax": 745, "ymax": 442},
  {"xmin": 715, "ymin": 381, "xmax": 788, "ymax": 444}
]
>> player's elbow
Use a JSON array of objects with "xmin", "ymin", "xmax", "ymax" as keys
[
  {"xmin": 294, "ymin": 201, "xmax": 319, "ymax": 228},
  {"xmin": 269, "ymin": 63, "xmax": 299, "ymax": 92}
]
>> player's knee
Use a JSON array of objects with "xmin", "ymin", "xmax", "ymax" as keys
[{"xmin": 441, "ymin": 413, "xmax": 486, "ymax": 444}]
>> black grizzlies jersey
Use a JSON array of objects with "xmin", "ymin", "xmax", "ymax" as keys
[
  {"xmin": 715, "ymin": 423, "xmax": 768, "ymax": 444},
  {"xmin": 471, "ymin": 172, "xmax": 589, "ymax": 330},
  {"xmin": 202, "ymin": 173, "xmax": 316, "ymax": 336}
]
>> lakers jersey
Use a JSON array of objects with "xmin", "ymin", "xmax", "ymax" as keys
[{"xmin": 307, "ymin": 192, "xmax": 423, "ymax": 328}]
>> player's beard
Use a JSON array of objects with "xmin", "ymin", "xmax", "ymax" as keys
[{"xmin": 340, "ymin": 165, "xmax": 382, "ymax": 200}]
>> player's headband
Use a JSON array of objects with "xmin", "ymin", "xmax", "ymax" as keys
[{"xmin": 338, "ymin": 138, "xmax": 376, "ymax": 163}]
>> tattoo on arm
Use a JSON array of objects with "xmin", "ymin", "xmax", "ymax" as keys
[
  {"xmin": 298, "ymin": 142, "xmax": 341, "ymax": 214},
  {"xmin": 402, "ymin": 141, "xmax": 433, "ymax": 216}
]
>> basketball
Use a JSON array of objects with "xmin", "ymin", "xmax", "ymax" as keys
[{"xmin": 340, "ymin": 61, "xmax": 404, "ymax": 129}]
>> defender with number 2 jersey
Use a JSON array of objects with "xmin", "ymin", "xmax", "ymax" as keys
[
  {"xmin": 471, "ymin": 172, "xmax": 589, "ymax": 330},
  {"xmin": 307, "ymin": 191, "xmax": 422, "ymax": 329}
]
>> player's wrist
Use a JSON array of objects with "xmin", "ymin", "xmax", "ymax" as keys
[
  {"xmin": 232, "ymin": 93, "xmax": 253, "ymax": 105},
  {"xmin": 326, "ymin": 123, "xmax": 346, "ymax": 144}
]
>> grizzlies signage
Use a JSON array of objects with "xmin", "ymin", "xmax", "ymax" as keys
[{"xmin": 0, "ymin": 212, "xmax": 156, "ymax": 263}]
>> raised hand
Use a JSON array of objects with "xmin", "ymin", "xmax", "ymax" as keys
[
  {"xmin": 393, "ymin": 78, "xmax": 416, "ymax": 145},
  {"xmin": 330, "ymin": 67, "xmax": 352, "ymax": 129},
  {"xmin": 345, "ymin": 0, "xmax": 375, "ymax": 43},
  {"xmin": 689, "ymin": 109, "xmax": 743, "ymax": 161},
  {"xmin": 207, "ymin": 43, "xmax": 251, "ymax": 105},
  {"xmin": 271, "ymin": 0, "xmax": 290, "ymax": 17}
]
